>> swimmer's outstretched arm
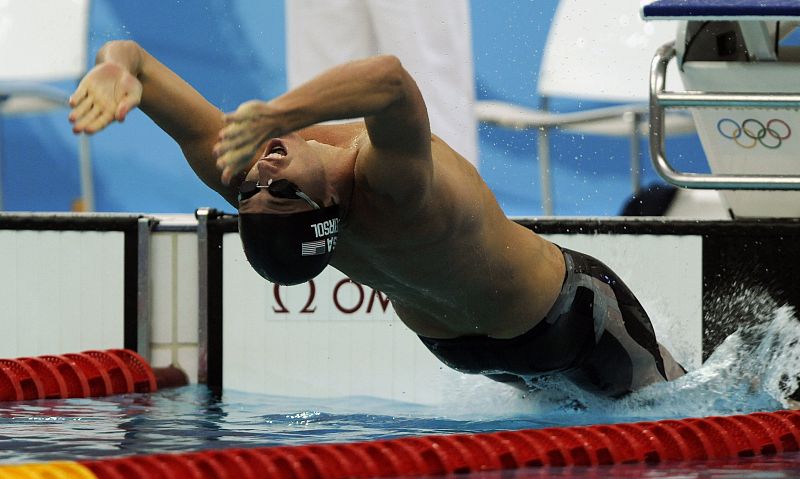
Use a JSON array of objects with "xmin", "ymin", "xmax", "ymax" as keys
[
  {"xmin": 69, "ymin": 42, "xmax": 432, "ymax": 205},
  {"xmin": 214, "ymin": 55, "xmax": 432, "ymax": 201},
  {"xmin": 69, "ymin": 41, "xmax": 237, "ymax": 205}
]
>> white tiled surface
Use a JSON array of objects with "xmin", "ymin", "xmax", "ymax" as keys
[
  {"xmin": 0, "ymin": 230, "xmax": 125, "ymax": 357},
  {"xmin": 150, "ymin": 345, "xmax": 173, "ymax": 370},
  {"xmin": 150, "ymin": 234, "xmax": 175, "ymax": 344},
  {"xmin": 222, "ymin": 234, "xmax": 463, "ymax": 404},
  {"xmin": 0, "ymin": 226, "xmax": 703, "ymax": 398},
  {"xmin": 176, "ymin": 234, "xmax": 199, "ymax": 343},
  {"xmin": 148, "ymin": 232, "xmax": 199, "ymax": 382},
  {"xmin": 222, "ymin": 232, "xmax": 704, "ymax": 404},
  {"xmin": 176, "ymin": 346, "xmax": 199, "ymax": 386}
]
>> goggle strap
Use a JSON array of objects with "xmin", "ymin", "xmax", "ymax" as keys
[{"xmin": 294, "ymin": 191, "xmax": 321, "ymax": 210}]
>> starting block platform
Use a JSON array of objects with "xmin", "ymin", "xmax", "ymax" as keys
[
  {"xmin": 643, "ymin": 0, "xmax": 800, "ymax": 218},
  {"xmin": 643, "ymin": 0, "xmax": 800, "ymax": 20}
]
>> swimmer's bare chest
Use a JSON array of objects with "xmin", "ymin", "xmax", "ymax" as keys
[
  {"xmin": 330, "ymin": 192, "xmax": 551, "ymax": 338},
  {"xmin": 331, "ymin": 228, "xmax": 496, "ymax": 337},
  {"xmin": 299, "ymin": 123, "xmax": 563, "ymax": 338}
]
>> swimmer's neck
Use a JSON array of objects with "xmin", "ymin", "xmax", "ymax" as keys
[{"xmin": 311, "ymin": 139, "xmax": 357, "ymax": 223}]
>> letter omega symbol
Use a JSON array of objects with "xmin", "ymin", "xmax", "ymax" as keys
[{"xmin": 272, "ymin": 281, "xmax": 317, "ymax": 314}]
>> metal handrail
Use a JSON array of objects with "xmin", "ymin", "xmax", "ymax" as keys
[
  {"xmin": 476, "ymin": 100, "xmax": 650, "ymax": 130},
  {"xmin": 0, "ymin": 82, "xmax": 95, "ymax": 211},
  {"xmin": 649, "ymin": 43, "xmax": 800, "ymax": 190},
  {"xmin": 0, "ymin": 82, "xmax": 71, "ymax": 105},
  {"xmin": 476, "ymin": 101, "xmax": 656, "ymax": 215}
]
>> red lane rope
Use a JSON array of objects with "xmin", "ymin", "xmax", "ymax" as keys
[
  {"xmin": 3, "ymin": 350, "xmax": 798, "ymax": 477},
  {"xmin": 18, "ymin": 357, "xmax": 69, "ymax": 399},
  {"xmin": 78, "ymin": 409, "xmax": 800, "ymax": 478},
  {"xmin": 0, "ymin": 349, "xmax": 157, "ymax": 401},
  {"xmin": 106, "ymin": 349, "xmax": 158, "ymax": 393}
]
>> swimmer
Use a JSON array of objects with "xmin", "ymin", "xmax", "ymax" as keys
[{"xmin": 69, "ymin": 40, "xmax": 685, "ymax": 398}]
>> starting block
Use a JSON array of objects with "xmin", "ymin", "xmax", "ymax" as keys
[{"xmin": 644, "ymin": 0, "xmax": 800, "ymax": 217}]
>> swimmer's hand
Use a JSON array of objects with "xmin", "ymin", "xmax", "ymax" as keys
[
  {"xmin": 213, "ymin": 100, "xmax": 282, "ymax": 185},
  {"xmin": 69, "ymin": 62, "xmax": 142, "ymax": 135}
]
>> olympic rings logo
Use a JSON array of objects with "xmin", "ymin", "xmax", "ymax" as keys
[{"xmin": 716, "ymin": 118, "xmax": 792, "ymax": 149}]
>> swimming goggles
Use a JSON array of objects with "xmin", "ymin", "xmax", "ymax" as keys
[{"xmin": 238, "ymin": 179, "xmax": 321, "ymax": 210}]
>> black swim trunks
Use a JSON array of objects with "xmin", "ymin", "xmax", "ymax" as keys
[{"xmin": 418, "ymin": 247, "xmax": 685, "ymax": 397}]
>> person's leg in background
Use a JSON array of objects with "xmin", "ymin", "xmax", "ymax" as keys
[
  {"xmin": 285, "ymin": 0, "xmax": 376, "ymax": 88},
  {"xmin": 286, "ymin": 0, "xmax": 479, "ymax": 168},
  {"xmin": 368, "ymin": 0, "xmax": 478, "ymax": 167}
]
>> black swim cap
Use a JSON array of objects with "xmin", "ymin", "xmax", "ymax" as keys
[{"xmin": 238, "ymin": 205, "xmax": 340, "ymax": 285}]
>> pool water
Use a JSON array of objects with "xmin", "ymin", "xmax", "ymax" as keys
[
  {"xmin": 0, "ymin": 385, "xmax": 644, "ymax": 463},
  {"xmin": 0, "ymin": 293, "xmax": 799, "ymax": 478},
  {"xmin": 1, "ymin": 386, "xmax": 800, "ymax": 478}
]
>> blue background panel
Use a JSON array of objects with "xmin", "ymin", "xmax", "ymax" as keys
[{"xmin": 1, "ymin": 0, "xmax": 704, "ymax": 216}]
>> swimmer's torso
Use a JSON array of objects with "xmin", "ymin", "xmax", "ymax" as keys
[{"xmin": 300, "ymin": 123, "xmax": 565, "ymax": 340}]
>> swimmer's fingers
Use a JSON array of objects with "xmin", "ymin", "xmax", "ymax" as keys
[
  {"xmin": 68, "ymin": 91, "xmax": 94, "ymax": 126},
  {"xmin": 219, "ymin": 163, "xmax": 239, "ymax": 187},
  {"xmin": 217, "ymin": 144, "xmax": 261, "ymax": 185},
  {"xmin": 214, "ymin": 100, "xmax": 282, "ymax": 184},
  {"xmin": 213, "ymin": 122, "xmax": 269, "ymax": 166},
  {"xmin": 223, "ymin": 99, "xmax": 272, "ymax": 125},
  {"xmin": 115, "ymin": 72, "xmax": 143, "ymax": 120},
  {"xmin": 69, "ymin": 62, "xmax": 142, "ymax": 133},
  {"xmin": 68, "ymin": 79, "xmax": 96, "ymax": 125},
  {"xmin": 216, "ymin": 120, "xmax": 248, "ymax": 146},
  {"xmin": 115, "ymin": 97, "xmax": 136, "ymax": 122},
  {"xmin": 84, "ymin": 108, "xmax": 117, "ymax": 135},
  {"xmin": 215, "ymin": 139, "xmax": 266, "ymax": 185},
  {"xmin": 213, "ymin": 141, "xmax": 252, "ymax": 169},
  {"xmin": 215, "ymin": 118, "xmax": 272, "ymax": 151},
  {"xmin": 68, "ymin": 83, "xmax": 88, "ymax": 109},
  {"xmin": 71, "ymin": 93, "xmax": 120, "ymax": 134},
  {"xmin": 69, "ymin": 70, "xmax": 107, "ymax": 130},
  {"xmin": 213, "ymin": 116, "xmax": 270, "ymax": 163},
  {"xmin": 216, "ymin": 101, "xmax": 281, "ymax": 157},
  {"xmin": 214, "ymin": 125, "xmax": 271, "ymax": 185}
]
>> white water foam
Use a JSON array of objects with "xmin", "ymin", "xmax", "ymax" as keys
[{"xmin": 438, "ymin": 286, "xmax": 800, "ymax": 421}]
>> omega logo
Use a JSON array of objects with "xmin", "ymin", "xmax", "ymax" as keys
[{"xmin": 272, "ymin": 279, "xmax": 392, "ymax": 315}]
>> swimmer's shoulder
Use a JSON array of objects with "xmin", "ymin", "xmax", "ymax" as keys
[{"xmin": 298, "ymin": 121, "xmax": 367, "ymax": 148}]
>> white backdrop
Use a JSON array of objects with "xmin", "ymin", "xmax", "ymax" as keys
[
  {"xmin": 0, "ymin": 230, "xmax": 124, "ymax": 357},
  {"xmin": 222, "ymin": 232, "xmax": 702, "ymax": 404}
]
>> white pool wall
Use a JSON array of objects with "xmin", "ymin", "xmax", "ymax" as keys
[
  {"xmin": 0, "ymin": 218, "xmax": 705, "ymax": 400},
  {"xmin": 148, "ymin": 231, "xmax": 201, "ymax": 384},
  {"xmin": 222, "ymin": 231, "xmax": 704, "ymax": 405},
  {"xmin": 0, "ymin": 230, "xmax": 125, "ymax": 357}
]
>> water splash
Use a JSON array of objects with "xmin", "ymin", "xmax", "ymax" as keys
[
  {"xmin": 439, "ymin": 285, "xmax": 800, "ymax": 421},
  {"xmin": 623, "ymin": 284, "xmax": 800, "ymax": 417},
  {"xmin": 617, "ymin": 303, "xmax": 799, "ymax": 417}
]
